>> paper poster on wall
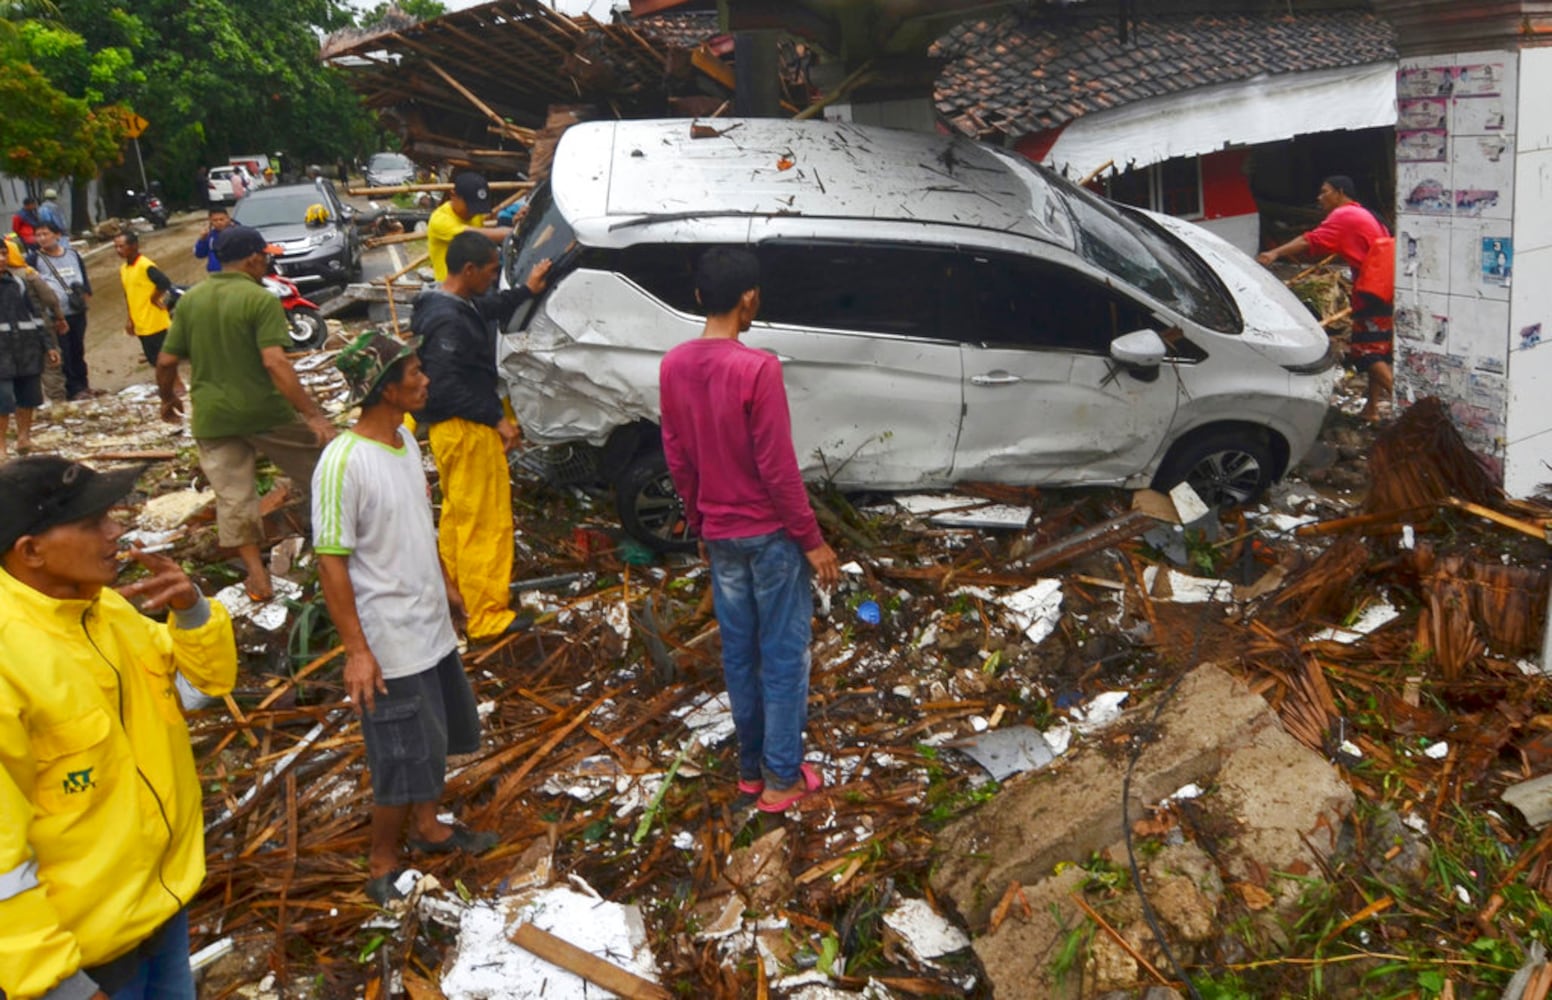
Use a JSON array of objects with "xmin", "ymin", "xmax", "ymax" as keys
[
  {"xmin": 1452, "ymin": 98, "xmax": 1510, "ymax": 134},
  {"xmin": 1399, "ymin": 171, "xmax": 1452, "ymax": 215},
  {"xmin": 1452, "ymin": 63, "xmax": 1503, "ymax": 97},
  {"xmin": 1398, "ymin": 129, "xmax": 1448, "ymax": 162},
  {"xmin": 1519, "ymin": 323, "xmax": 1543, "ymax": 350},
  {"xmin": 1395, "ymin": 305, "xmax": 1450, "ymax": 344},
  {"xmin": 1395, "ymin": 217, "xmax": 1450, "ymax": 292},
  {"xmin": 1398, "ymin": 65, "xmax": 1453, "ymax": 98},
  {"xmin": 1399, "ymin": 98, "xmax": 1449, "ymax": 130},
  {"xmin": 1480, "ymin": 237, "xmax": 1513, "ymax": 286},
  {"xmin": 1451, "ymin": 133, "xmax": 1513, "ymax": 220},
  {"xmin": 1397, "ymin": 350, "xmax": 1469, "ymax": 405}
]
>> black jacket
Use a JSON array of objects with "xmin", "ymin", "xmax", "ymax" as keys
[{"xmin": 411, "ymin": 285, "xmax": 532, "ymax": 427}]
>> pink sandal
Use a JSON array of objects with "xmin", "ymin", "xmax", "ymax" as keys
[{"xmin": 755, "ymin": 763, "xmax": 824, "ymax": 813}]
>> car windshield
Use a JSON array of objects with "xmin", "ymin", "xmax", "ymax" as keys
[
  {"xmin": 1049, "ymin": 181, "xmax": 1238, "ymax": 332},
  {"xmin": 369, "ymin": 153, "xmax": 412, "ymax": 171},
  {"xmin": 506, "ymin": 181, "xmax": 577, "ymax": 283},
  {"xmin": 235, "ymin": 190, "xmax": 321, "ymax": 228}
]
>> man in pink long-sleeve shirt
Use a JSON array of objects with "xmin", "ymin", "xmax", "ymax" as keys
[{"xmin": 659, "ymin": 248, "xmax": 839, "ymax": 814}]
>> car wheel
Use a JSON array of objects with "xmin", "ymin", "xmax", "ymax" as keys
[
  {"xmin": 287, "ymin": 308, "xmax": 328, "ymax": 350},
  {"xmin": 614, "ymin": 448, "xmax": 697, "ymax": 553},
  {"xmin": 347, "ymin": 247, "xmax": 363, "ymax": 282},
  {"xmin": 1151, "ymin": 427, "xmax": 1277, "ymax": 510}
]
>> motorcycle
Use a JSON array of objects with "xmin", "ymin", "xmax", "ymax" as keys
[
  {"xmin": 125, "ymin": 187, "xmax": 168, "ymax": 229},
  {"xmin": 260, "ymin": 264, "xmax": 327, "ymax": 350}
]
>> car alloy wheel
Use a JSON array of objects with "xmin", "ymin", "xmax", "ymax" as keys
[{"xmin": 614, "ymin": 448, "xmax": 697, "ymax": 553}]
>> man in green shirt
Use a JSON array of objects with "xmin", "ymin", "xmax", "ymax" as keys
[{"xmin": 155, "ymin": 225, "xmax": 337, "ymax": 600}]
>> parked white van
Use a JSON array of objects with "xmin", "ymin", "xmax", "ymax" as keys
[{"xmin": 498, "ymin": 119, "xmax": 1337, "ymax": 550}]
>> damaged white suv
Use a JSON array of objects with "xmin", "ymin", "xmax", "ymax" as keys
[{"xmin": 498, "ymin": 118, "xmax": 1336, "ymax": 550}]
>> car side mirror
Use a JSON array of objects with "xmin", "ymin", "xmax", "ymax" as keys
[
  {"xmin": 1110, "ymin": 328, "xmax": 1166, "ymax": 383},
  {"xmin": 339, "ymin": 205, "xmax": 355, "ymax": 221},
  {"xmin": 1110, "ymin": 329, "xmax": 1167, "ymax": 367}
]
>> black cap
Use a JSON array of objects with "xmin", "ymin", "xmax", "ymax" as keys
[
  {"xmin": 453, "ymin": 172, "xmax": 492, "ymax": 215},
  {"xmin": 215, "ymin": 224, "xmax": 269, "ymax": 263},
  {"xmin": 0, "ymin": 456, "xmax": 145, "ymax": 554}
]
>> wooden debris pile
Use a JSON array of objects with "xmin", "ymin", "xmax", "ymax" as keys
[
  {"xmin": 31, "ymin": 367, "xmax": 1552, "ymax": 996},
  {"xmin": 321, "ymin": 1, "xmax": 716, "ymax": 178}
]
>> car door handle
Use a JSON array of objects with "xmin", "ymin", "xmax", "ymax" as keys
[{"xmin": 970, "ymin": 371, "xmax": 1022, "ymax": 386}]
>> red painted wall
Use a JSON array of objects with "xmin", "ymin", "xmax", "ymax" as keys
[{"xmin": 1200, "ymin": 148, "xmax": 1256, "ymax": 220}]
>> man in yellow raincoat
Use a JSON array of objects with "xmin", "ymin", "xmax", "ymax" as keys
[
  {"xmin": 410, "ymin": 231, "xmax": 550, "ymax": 641},
  {"xmin": 0, "ymin": 456, "xmax": 238, "ymax": 999}
]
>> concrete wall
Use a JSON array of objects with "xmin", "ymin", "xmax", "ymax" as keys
[{"xmin": 1391, "ymin": 47, "xmax": 1552, "ymax": 492}]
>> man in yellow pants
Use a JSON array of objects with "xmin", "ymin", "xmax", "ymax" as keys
[{"xmin": 411, "ymin": 230, "xmax": 550, "ymax": 641}]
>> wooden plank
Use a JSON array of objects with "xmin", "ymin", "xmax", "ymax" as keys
[
  {"xmin": 509, "ymin": 922, "xmax": 671, "ymax": 1000},
  {"xmin": 424, "ymin": 58, "xmax": 531, "ymax": 141}
]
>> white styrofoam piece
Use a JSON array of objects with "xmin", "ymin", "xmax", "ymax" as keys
[
  {"xmin": 882, "ymin": 898, "xmax": 971, "ymax": 961},
  {"xmin": 440, "ymin": 884, "xmax": 661, "ymax": 1000}
]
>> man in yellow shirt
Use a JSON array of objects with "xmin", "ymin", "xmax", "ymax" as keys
[
  {"xmin": 426, "ymin": 172, "xmax": 511, "ymax": 281},
  {"xmin": 0, "ymin": 456, "xmax": 237, "ymax": 999},
  {"xmin": 114, "ymin": 231, "xmax": 174, "ymax": 367}
]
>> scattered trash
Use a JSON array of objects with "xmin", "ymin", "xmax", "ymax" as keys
[
  {"xmin": 953, "ymin": 725, "xmax": 1057, "ymax": 781},
  {"xmin": 881, "ymin": 897, "xmax": 971, "ymax": 962},
  {"xmin": 440, "ymin": 883, "xmax": 662, "ymax": 1000},
  {"xmin": 1310, "ymin": 601, "xmax": 1402, "ymax": 644},
  {"xmin": 1069, "ymin": 691, "xmax": 1129, "ymax": 733},
  {"xmin": 213, "ymin": 577, "xmax": 303, "ymax": 632},
  {"xmin": 994, "ymin": 579, "xmax": 1064, "ymax": 644}
]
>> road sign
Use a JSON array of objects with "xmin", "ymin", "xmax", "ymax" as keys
[{"xmin": 124, "ymin": 113, "xmax": 149, "ymax": 139}]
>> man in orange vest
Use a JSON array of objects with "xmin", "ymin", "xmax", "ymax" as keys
[{"xmin": 1258, "ymin": 175, "xmax": 1395, "ymax": 422}]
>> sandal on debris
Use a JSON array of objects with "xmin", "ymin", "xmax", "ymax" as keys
[
  {"xmin": 740, "ymin": 763, "xmax": 823, "ymax": 798},
  {"xmin": 365, "ymin": 869, "xmax": 412, "ymax": 906},
  {"xmin": 406, "ymin": 823, "xmax": 500, "ymax": 856},
  {"xmin": 755, "ymin": 763, "xmax": 825, "ymax": 814}
]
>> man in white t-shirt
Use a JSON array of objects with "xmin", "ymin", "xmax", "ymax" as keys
[{"xmin": 313, "ymin": 331, "xmax": 500, "ymax": 906}]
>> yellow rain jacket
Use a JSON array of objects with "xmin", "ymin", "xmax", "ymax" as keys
[{"xmin": 0, "ymin": 568, "xmax": 237, "ymax": 999}]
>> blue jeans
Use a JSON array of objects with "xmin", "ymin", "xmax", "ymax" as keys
[
  {"xmin": 105, "ymin": 909, "xmax": 196, "ymax": 1000},
  {"xmin": 706, "ymin": 530, "xmax": 813, "ymax": 790}
]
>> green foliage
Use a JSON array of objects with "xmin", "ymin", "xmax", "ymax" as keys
[
  {"xmin": 0, "ymin": 22, "xmax": 130, "ymax": 178},
  {"xmin": 3, "ymin": 0, "xmax": 378, "ymax": 201},
  {"xmin": 358, "ymin": 0, "xmax": 444, "ymax": 28}
]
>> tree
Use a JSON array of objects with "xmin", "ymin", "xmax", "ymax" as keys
[
  {"xmin": 358, "ymin": 0, "xmax": 446, "ymax": 30},
  {"xmin": 0, "ymin": 22, "xmax": 129, "ymax": 189},
  {"xmin": 5, "ymin": 0, "xmax": 384, "ymax": 209}
]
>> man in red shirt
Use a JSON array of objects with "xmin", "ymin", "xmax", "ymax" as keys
[
  {"xmin": 1258, "ymin": 175, "xmax": 1394, "ymax": 421},
  {"xmin": 659, "ymin": 248, "xmax": 839, "ymax": 814}
]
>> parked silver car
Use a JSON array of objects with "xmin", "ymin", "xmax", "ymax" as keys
[
  {"xmin": 498, "ymin": 119, "xmax": 1337, "ymax": 550},
  {"xmin": 364, "ymin": 152, "xmax": 416, "ymax": 188}
]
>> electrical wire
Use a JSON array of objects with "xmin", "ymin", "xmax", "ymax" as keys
[{"xmin": 1116, "ymin": 562, "xmax": 1222, "ymax": 1000}]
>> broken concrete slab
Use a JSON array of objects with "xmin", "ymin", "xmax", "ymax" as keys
[
  {"xmin": 931, "ymin": 663, "xmax": 1276, "ymax": 929},
  {"xmin": 930, "ymin": 663, "xmax": 1355, "ymax": 999}
]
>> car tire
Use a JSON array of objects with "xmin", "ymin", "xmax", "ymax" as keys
[
  {"xmin": 347, "ymin": 248, "xmax": 363, "ymax": 283},
  {"xmin": 614, "ymin": 447, "xmax": 697, "ymax": 553},
  {"xmin": 287, "ymin": 308, "xmax": 328, "ymax": 350},
  {"xmin": 1151, "ymin": 426, "xmax": 1278, "ymax": 510}
]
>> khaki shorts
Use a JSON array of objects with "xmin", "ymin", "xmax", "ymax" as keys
[{"xmin": 197, "ymin": 420, "xmax": 322, "ymax": 547}]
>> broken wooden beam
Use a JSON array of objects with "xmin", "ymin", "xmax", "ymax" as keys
[
  {"xmin": 509, "ymin": 922, "xmax": 671, "ymax": 1000},
  {"xmin": 345, "ymin": 181, "xmax": 531, "ymax": 198}
]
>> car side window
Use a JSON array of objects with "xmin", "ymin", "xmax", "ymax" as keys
[
  {"xmin": 756, "ymin": 243, "xmax": 951, "ymax": 339},
  {"xmin": 959, "ymin": 252, "xmax": 1156, "ymax": 354},
  {"xmin": 612, "ymin": 244, "xmax": 706, "ymax": 314}
]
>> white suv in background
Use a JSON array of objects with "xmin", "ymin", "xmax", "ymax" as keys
[{"xmin": 497, "ymin": 119, "xmax": 1337, "ymax": 550}]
